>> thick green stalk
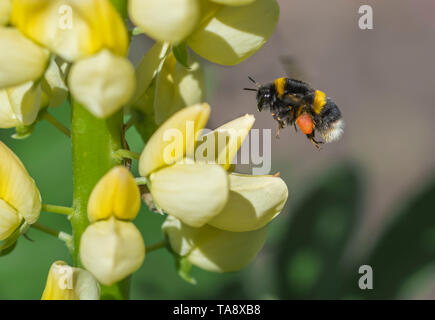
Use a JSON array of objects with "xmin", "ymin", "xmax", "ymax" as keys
[{"xmin": 70, "ymin": 101, "xmax": 127, "ymax": 298}]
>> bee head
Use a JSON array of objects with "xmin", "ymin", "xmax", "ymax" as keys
[{"xmin": 256, "ymin": 85, "xmax": 275, "ymax": 112}]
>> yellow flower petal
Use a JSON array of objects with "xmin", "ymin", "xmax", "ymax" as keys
[
  {"xmin": 0, "ymin": 27, "xmax": 49, "ymax": 89},
  {"xmin": 154, "ymin": 53, "xmax": 206, "ymax": 125},
  {"xmin": 187, "ymin": 0, "xmax": 279, "ymax": 65},
  {"xmin": 129, "ymin": 0, "xmax": 200, "ymax": 43},
  {"xmin": 163, "ymin": 216, "xmax": 267, "ymax": 272},
  {"xmin": 139, "ymin": 103, "xmax": 210, "ymax": 176},
  {"xmin": 12, "ymin": 0, "xmax": 128, "ymax": 61},
  {"xmin": 0, "ymin": 141, "xmax": 41, "ymax": 225},
  {"xmin": 209, "ymin": 0, "xmax": 256, "ymax": 5},
  {"xmin": 0, "ymin": 81, "xmax": 41, "ymax": 129},
  {"xmin": 42, "ymin": 58, "xmax": 68, "ymax": 108},
  {"xmin": 150, "ymin": 163, "xmax": 229, "ymax": 227},
  {"xmin": 0, "ymin": 0, "xmax": 11, "ymax": 25},
  {"xmin": 41, "ymin": 261, "xmax": 100, "ymax": 300},
  {"xmin": 209, "ymin": 173, "xmax": 288, "ymax": 232},
  {"xmin": 87, "ymin": 166, "xmax": 140, "ymax": 222},
  {"xmin": 130, "ymin": 42, "xmax": 170, "ymax": 107},
  {"xmin": 195, "ymin": 114, "xmax": 254, "ymax": 169},
  {"xmin": 68, "ymin": 50, "xmax": 135, "ymax": 118},
  {"xmin": 80, "ymin": 218, "xmax": 145, "ymax": 286},
  {"xmin": 0, "ymin": 198, "xmax": 20, "ymax": 240}
]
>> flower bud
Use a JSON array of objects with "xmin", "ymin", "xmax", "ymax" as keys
[
  {"xmin": 163, "ymin": 216, "xmax": 267, "ymax": 272},
  {"xmin": 68, "ymin": 50, "xmax": 135, "ymax": 118},
  {"xmin": 80, "ymin": 218, "xmax": 145, "ymax": 286},
  {"xmin": 0, "ymin": 0, "xmax": 11, "ymax": 25},
  {"xmin": 187, "ymin": 0, "xmax": 279, "ymax": 65},
  {"xmin": 149, "ymin": 162, "xmax": 229, "ymax": 227},
  {"xmin": 41, "ymin": 261, "xmax": 100, "ymax": 300},
  {"xmin": 0, "ymin": 81, "xmax": 41, "ymax": 128},
  {"xmin": 42, "ymin": 58, "xmax": 68, "ymax": 108},
  {"xmin": 0, "ymin": 27, "xmax": 49, "ymax": 89},
  {"xmin": 87, "ymin": 166, "xmax": 140, "ymax": 222},
  {"xmin": 12, "ymin": 0, "xmax": 128, "ymax": 61},
  {"xmin": 0, "ymin": 141, "xmax": 41, "ymax": 240},
  {"xmin": 209, "ymin": 173, "xmax": 288, "ymax": 232},
  {"xmin": 139, "ymin": 103, "xmax": 210, "ymax": 176},
  {"xmin": 129, "ymin": 0, "xmax": 200, "ymax": 44}
]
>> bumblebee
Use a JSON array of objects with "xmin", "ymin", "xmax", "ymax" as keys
[{"xmin": 244, "ymin": 77, "xmax": 344, "ymax": 149}]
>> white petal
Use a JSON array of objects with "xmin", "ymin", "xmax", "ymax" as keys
[
  {"xmin": 42, "ymin": 58, "xmax": 68, "ymax": 108},
  {"xmin": 209, "ymin": 174, "xmax": 288, "ymax": 232},
  {"xmin": 6, "ymin": 81, "xmax": 41, "ymax": 125},
  {"xmin": 163, "ymin": 216, "xmax": 267, "ymax": 272},
  {"xmin": 69, "ymin": 50, "xmax": 136, "ymax": 118},
  {"xmin": 150, "ymin": 163, "xmax": 229, "ymax": 227},
  {"xmin": 0, "ymin": 27, "xmax": 49, "ymax": 89},
  {"xmin": 187, "ymin": 0, "xmax": 279, "ymax": 65},
  {"xmin": 129, "ymin": 0, "xmax": 200, "ymax": 43},
  {"xmin": 80, "ymin": 218, "xmax": 145, "ymax": 286}
]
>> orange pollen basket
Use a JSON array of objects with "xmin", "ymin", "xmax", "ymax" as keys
[{"xmin": 296, "ymin": 113, "xmax": 314, "ymax": 135}]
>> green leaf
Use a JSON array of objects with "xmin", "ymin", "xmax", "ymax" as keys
[
  {"xmin": 274, "ymin": 163, "xmax": 362, "ymax": 299},
  {"xmin": 173, "ymin": 44, "xmax": 190, "ymax": 69},
  {"xmin": 174, "ymin": 254, "xmax": 197, "ymax": 285},
  {"xmin": 343, "ymin": 175, "xmax": 435, "ymax": 299}
]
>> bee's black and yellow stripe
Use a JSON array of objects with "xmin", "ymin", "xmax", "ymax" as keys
[{"xmin": 312, "ymin": 90, "xmax": 327, "ymax": 114}]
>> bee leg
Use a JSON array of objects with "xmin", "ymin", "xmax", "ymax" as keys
[
  {"xmin": 276, "ymin": 122, "xmax": 284, "ymax": 138},
  {"xmin": 293, "ymin": 123, "xmax": 298, "ymax": 132},
  {"xmin": 306, "ymin": 132, "xmax": 324, "ymax": 150}
]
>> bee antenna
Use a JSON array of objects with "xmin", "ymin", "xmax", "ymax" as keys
[
  {"xmin": 248, "ymin": 76, "xmax": 261, "ymax": 88},
  {"xmin": 243, "ymin": 88, "xmax": 257, "ymax": 92}
]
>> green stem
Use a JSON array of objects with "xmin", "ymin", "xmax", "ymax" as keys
[
  {"xmin": 71, "ymin": 100, "xmax": 125, "ymax": 299},
  {"xmin": 113, "ymin": 149, "xmax": 140, "ymax": 161},
  {"xmin": 31, "ymin": 222, "xmax": 61, "ymax": 238},
  {"xmin": 42, "ymin": 112, "xmax": 71, "ymax": 138},
  {"xmin": 147, "ymin": 240, "xmax": 167, "ymax": 254},
  {"xmin": 42, "ymin": 204, "xmax": 74, "ymax": 216},
  {"xmin": 135, "ymin": 177, "xmax": 148, "ymax": 186}
]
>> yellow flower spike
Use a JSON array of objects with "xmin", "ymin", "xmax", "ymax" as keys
[
  {"xmin": 209, "ymin": 0, "xmax": 256, "ymax": 5},
  {"xmin": 12, "ymin": 0, "xmax": 128, "ymax": 61},
  {"xmin": 41, "ymin": 261, "xmax": 100, "ymax": 300},
  {"xmin": 196, "ymin": 114, "xmax": 255, "ymax": 169},
  {"xmin": 139, "ymin": 103, "xmax": 210, "ymax": 177},
  {"xmin": 130, "ymin": 42, "xmax": 170, "ymax": 107},
  {"xmin": 0, "ymin": 81, "xmax": 41, "ymax": 128},
  {"xmin": 87, "ymin": 166, "xmax": 140, "ymax": 222},
  {"xmin": 0, "ymin": 0, "xmax": 11, "ymax": 25},
  {"xmin": 154, "ymin": 53, "xmax": 206, "ymax": 125},
  {"xmin": 0, "ymin": 141, "xmax": 41, "ymax": 240},
  {"xmin": 80, "ymin": 218, "xmax": 145, "ymax": 286},
  {"xmin": 209, "ymin": 173, "xmax": 288, "ymax": 232},
  {"xmin": 129, "ymin": 0, "xmax": 200, "ymax": 44},
  {"xmin": 68, "ymin": 50, "xmax": 136, "ymax": 118},
  {"xmin": 42, "ymin": 58, "xmax": 68, "ymax": 108},
  {"xmin": 187, "ymin": 0, "xmax": 280, "ymax": 65},
  {"xmin": 0, "ymin": 27, "xmax": 49, "ymax": 89},
  {"xmin": 163, "ymin": 216, "xmax": 267, "ymax": 273},
  {"xmin": 149, "ymin": 162, "xmax": 229, "ymax": 227}
]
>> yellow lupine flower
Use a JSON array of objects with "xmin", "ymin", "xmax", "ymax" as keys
[
  {"xmin": 80, "ymin": 217, "xmax": 145, "ymax": 286},
  {"xmin": 41, "ymin": 58, "xmax": 68, "ymax": 108},
  {"xmin": 195, "ymin": 114, "xmax": 255, "ymax": 170},
  {"xmin": 41, "ymin": 261, "xmax": 100, "ymax": 300},
  {"xmin": 149, "ymin": 162, "xmax": 229, "ymax": 227},
  {"xmin": 0, "ymin": 81, "xmax": 41, "ymax": 128},
  {"xmin": 154, "ymin": 53, "xmax": 206, "ymax": 125},
  {"xmin": 187, "ymin": 0, "xmax": 280, "ymax": 65},
  {"xmin": 87, "ymin": 166, "xmax": 140, "ymax": 222},
  {"xmin": 0, "ymin": 27, "xmax": 49, "ymax": 89},
  {"xmin": 163, "ymin": 215, "xmax": 267, "ymax": 272},
  {"xmin": 0, "ymin": 0, "xmax": 11, "ymax": 25},
  {"xmin": 129, "ymin": 0, "xmax": 200, "ymax": 44},
  {"xmin": 208, "ymin": 173, "xmax": 288, "ymax": 232},
  {"xmin": 68, "ymin": 50, "xmax": 135, "ymax": 118},
  {"xmin": 139, "ymin": 103, "xmax": 210, "ymax": 176},
  {"xmin": 11, "ymin": 0, "xmax": 129, "ymax": 61},
  {"xmin": 0, "ymin": 141, "xmax": 41, "ymax": 240}
]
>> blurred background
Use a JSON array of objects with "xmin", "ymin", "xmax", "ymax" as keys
[{"xmin": 1, "ymin": 0, "xmax": 435, "ymax": 299}]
